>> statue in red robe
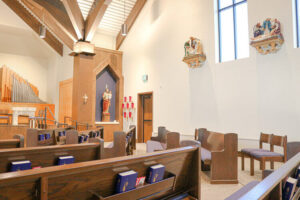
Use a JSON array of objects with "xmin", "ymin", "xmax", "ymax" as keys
[{"xmin": 102, "ymin": 85, "xmax": 112, "ymax": 121}]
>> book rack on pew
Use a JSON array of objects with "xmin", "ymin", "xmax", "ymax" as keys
[
  {"xmin": 0, "ymin": 146, "xmax": 201, "ymax": 200},
  {"xmin": 90, "ymin": 172, "xmax": 177, "ymax": 200}
]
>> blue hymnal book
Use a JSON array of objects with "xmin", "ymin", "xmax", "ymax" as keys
[
  {"xmin": 10, "ymin": 160, "xmax": 31, "ymax": 172},
  {"xmin": 84, "ymin": 135, "xmax": 89, "ymax": 142},
  {"xmin": 295, "ymin": 166, "xmax": 300, "ymax": 187},
  {"xmin": 147, "ymin": 164, "xmax": 165, "ymax": 184},
  {"xmin": 38, "ymin": 134, "xmax": 45, "ymax": 141},
  {"xmin": 115, "ymin": 170, "xmax": 138, "ymax": 193},
  {"xmin": 63, "ymin": 131, "xmax": 66, "ymax": 136},
  {"xmin": 57, "ymin": 156, "xmax": 75, "ymax": 165},
  {"xmin": 45, "ymin": 133, "xmax": 51, "ymax": 140},
  {"xmin": 282, "ymin": 177, "xmax": 297, "ymax": 200},
  {"xmin": 78, "ymin": 135, "xmax": 84, "ymax": 143}
]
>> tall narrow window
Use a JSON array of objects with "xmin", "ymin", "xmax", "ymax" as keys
[
  {"xmin": 217, "ymin": 0, "xmax": 249, "ymax": 62},
  {"xmin": 296, "ymin": 0, "xmax": 300, "ymax": 47}
]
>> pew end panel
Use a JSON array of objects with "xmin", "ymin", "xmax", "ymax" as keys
[
  {"xmin": 210, "ymin": 133, "xmax": 238, "ymax": 184},
  {"xmin": 0, "ymin": 146, "xmax": 201, "ymax": 200},
  {"xmin": 102, "ymin": 132, "xmax": 126, "ymax": 159},
  {"xmin": 13, "ymin": 134, "xmax": 24, "ymax": 147}
]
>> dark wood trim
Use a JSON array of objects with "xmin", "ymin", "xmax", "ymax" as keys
[
  {"xmin": 20, "ymin": 0, "xmax": 76, "ymax": 50},
  {"xmin": 137, "ymin": 91, "xmax": 153, "ymax": 143},
  {"xmin": 2, "ymin": 0, "xmax": 63, "ymax": 56},
  {"xmin": 85, "ymin": 0, "xmax": 109, "ymax": 41},
  {"xmin": 61, "ymin": 0, "xmax": 85, "ymax": 40}
]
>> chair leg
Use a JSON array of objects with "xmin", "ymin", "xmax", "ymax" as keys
[
  {"xmin": 270, "ymin": 161, "xmax": 274, "ymax": 169},
  {"xmin": 241, "ymin": 154, "xmax": 245, "ymax": 171},
  {"xmin": 261, "ymin": 160, "xmax": 265, "ymax": 171},
  {"xmin": 250, "ymin": 157, "xmax": 254, "ymax": 176},
  {"xmin": 260, "ymin": 161, "xmax": 263, "ymax": 170}
]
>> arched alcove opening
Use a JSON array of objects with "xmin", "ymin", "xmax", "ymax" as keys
[{"xmin": 95, "ymin": 65, "xmax": 120, "ymax": 122}]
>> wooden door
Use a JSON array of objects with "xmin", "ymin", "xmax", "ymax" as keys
[
  {"xmin": 138, "ymin": 92, "xmax": 153, "ymax": 143},
  {"xmin": 59, "ymin": 78, "xmax": 73, "ymax": 123}
]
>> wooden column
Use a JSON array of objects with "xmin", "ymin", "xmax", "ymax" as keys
[{"xmin": 72, "ymin": 54, "xmax": 95, "ymax": 125}]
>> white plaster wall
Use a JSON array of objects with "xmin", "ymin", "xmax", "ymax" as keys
[
  {"xmin": 47, "ymin": 46, "xmax": 74, "ymax": 118},
  {"xmin": 92, "ymin": 31, "xmax": 116, "ymax": 49},
  {"xmin": 121, "ymin": 0, "xmax": 300, "ymax": 142}
]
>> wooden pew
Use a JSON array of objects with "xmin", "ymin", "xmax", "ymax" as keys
[
  {"xmin": 147, "ymin": 126, "xmax": 181, "ymax": 153},
  {"xmin": 226, "ymin": 152, "xmax": 300, "ymax": 200},
  {"xmin": 0, "ymin": 146, "xmax": 201, "ymax": 200},
  {"xmin": 0, "ymin": 134, "xmax": 24, "ymax": 149},
  {"xmin": 125, "ymin": 125, "xmax": 136, "ymax": 155},
  {"xmin": 0, "ymin": 132, "xmax": 128, "ymax": 173},
  {"xmin": 26, "ymin": 128, "xmax": 78, "ymax": 147},
  {"xmin": 195, "ymin": 128, "xmax": 238, "ymax": 184},
  {"xmin": 78, "ymin": 127, "xmax": 104, "ymax": 143}
]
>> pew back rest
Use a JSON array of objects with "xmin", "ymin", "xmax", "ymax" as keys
[
  {"xmin": 287, "ymin": 142, "xmax": 300, "ymax": 160},
  {"xmin": 197, "ymin": 128, "xmax": 224, "ymax": 151},
  {"xmin": 26, "ymin": 128, "xmax": 78, "ymax": 147},
  {"xmin": 151, "ymin": 126, "xmax": 170, "ymax": 143},
  {"xmin": 0, "ymin": 146, "xmax": 201, "ymax": 200},
  {"xmin": 0, "ymin": 134, "xmax": 24, "ymax": 149},
  {"xmin": 0, "ymin": 142, "xmax": 102, "ymax": 173}
]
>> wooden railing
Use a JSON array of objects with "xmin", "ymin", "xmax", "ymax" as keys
[{"xmin": 240, "ymin": 152, "xmax": 300, "ymax": 200}]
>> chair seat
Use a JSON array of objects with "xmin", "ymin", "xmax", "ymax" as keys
[
  {"xmin": 201, "ymin": 148, "xmax": 211, "ymax": 162},
  {"xmin": 241, "ymin": 148, "xmax": 269, "ymax": 154},
  {"xmin": 250, "ymin": 151, "xmax": 283, "ymax": 158}
]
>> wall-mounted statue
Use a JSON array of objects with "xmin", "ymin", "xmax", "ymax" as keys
[
  {"xmin": 182, "ymin": 37, "xmax": 206, "ymax": 68},
  {"xmin": 102, "ymin": 84, "xmax": 112, "ymax": 122},
  {"xmin": 250, "ymin": 18, "xmax": 284, "ymax": 55}
]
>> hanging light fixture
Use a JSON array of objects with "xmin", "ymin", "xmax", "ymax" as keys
[
  {"xmin": 121, "ymin": 0, "xmax": 127, "ymax": 36},
  {"xmin": 39, "ymin": 10, "xmax": 46, "ymax": 38}
]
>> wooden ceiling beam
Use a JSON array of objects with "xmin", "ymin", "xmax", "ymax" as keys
[
  {"xmin": 61, "ymin": 0, "xmax": 85, "ymax": 40},
  {"xmin": 2, "ymin": 0, "xmax": 63, "ymax": 56},
  {"xmin": 116, "ymin": 0, "xmax": 147, "ymax": 50},
  {"xmin": 85, "ymin": 0, "xmax": 111, "ymax": 41},
  {"xmin": 20, "ymin": 0, "xmax": 76, "ymax": 50}
]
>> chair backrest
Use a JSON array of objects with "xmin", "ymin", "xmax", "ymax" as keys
[
  {"xmin": 259, "ymin": 133, "xmax": 272, "ymax": 149},
  {"xmin": 270, "ymin": 134, "xmax": 287, "ymax": 161}
]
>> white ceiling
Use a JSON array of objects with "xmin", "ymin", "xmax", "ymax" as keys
[{"xmin": 77, "ymin": 0, "xmax": 137, "ymax": 36}]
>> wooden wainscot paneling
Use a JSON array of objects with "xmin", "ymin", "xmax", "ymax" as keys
[{"xmin": 72, "ymin": 47, "xmax": 123, "ymax": 142}]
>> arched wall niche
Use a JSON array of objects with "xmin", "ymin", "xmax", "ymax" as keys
[
  {"xmin": 92, "ymin": 51, "xmax": 124, "ymax": 140},
  {"xmin": 95, "ymin": 64, "xmax": 119, "ymax": 122}
]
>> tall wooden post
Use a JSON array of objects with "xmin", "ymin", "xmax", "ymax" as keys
[{"xmin": 72, "ymin": 54, "xmax": 95, "ymax": 125}]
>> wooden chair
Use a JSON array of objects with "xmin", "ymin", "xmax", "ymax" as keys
[
  {"xmin": 248, "ymin": 134, "xmax": 287, "ymax": 176},
  {"xmin": 241, "ymin": 133, "xmax": 273, "ymax": 171}
]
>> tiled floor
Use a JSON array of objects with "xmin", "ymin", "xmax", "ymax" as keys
[{"xmin": 134, "ymin": 143, "xmax": 283, "ymax": 200}]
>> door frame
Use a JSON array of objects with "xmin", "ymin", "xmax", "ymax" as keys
[{"xmin": 137, "ymin": 91, "xmax": 153, "ymax": 143}]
